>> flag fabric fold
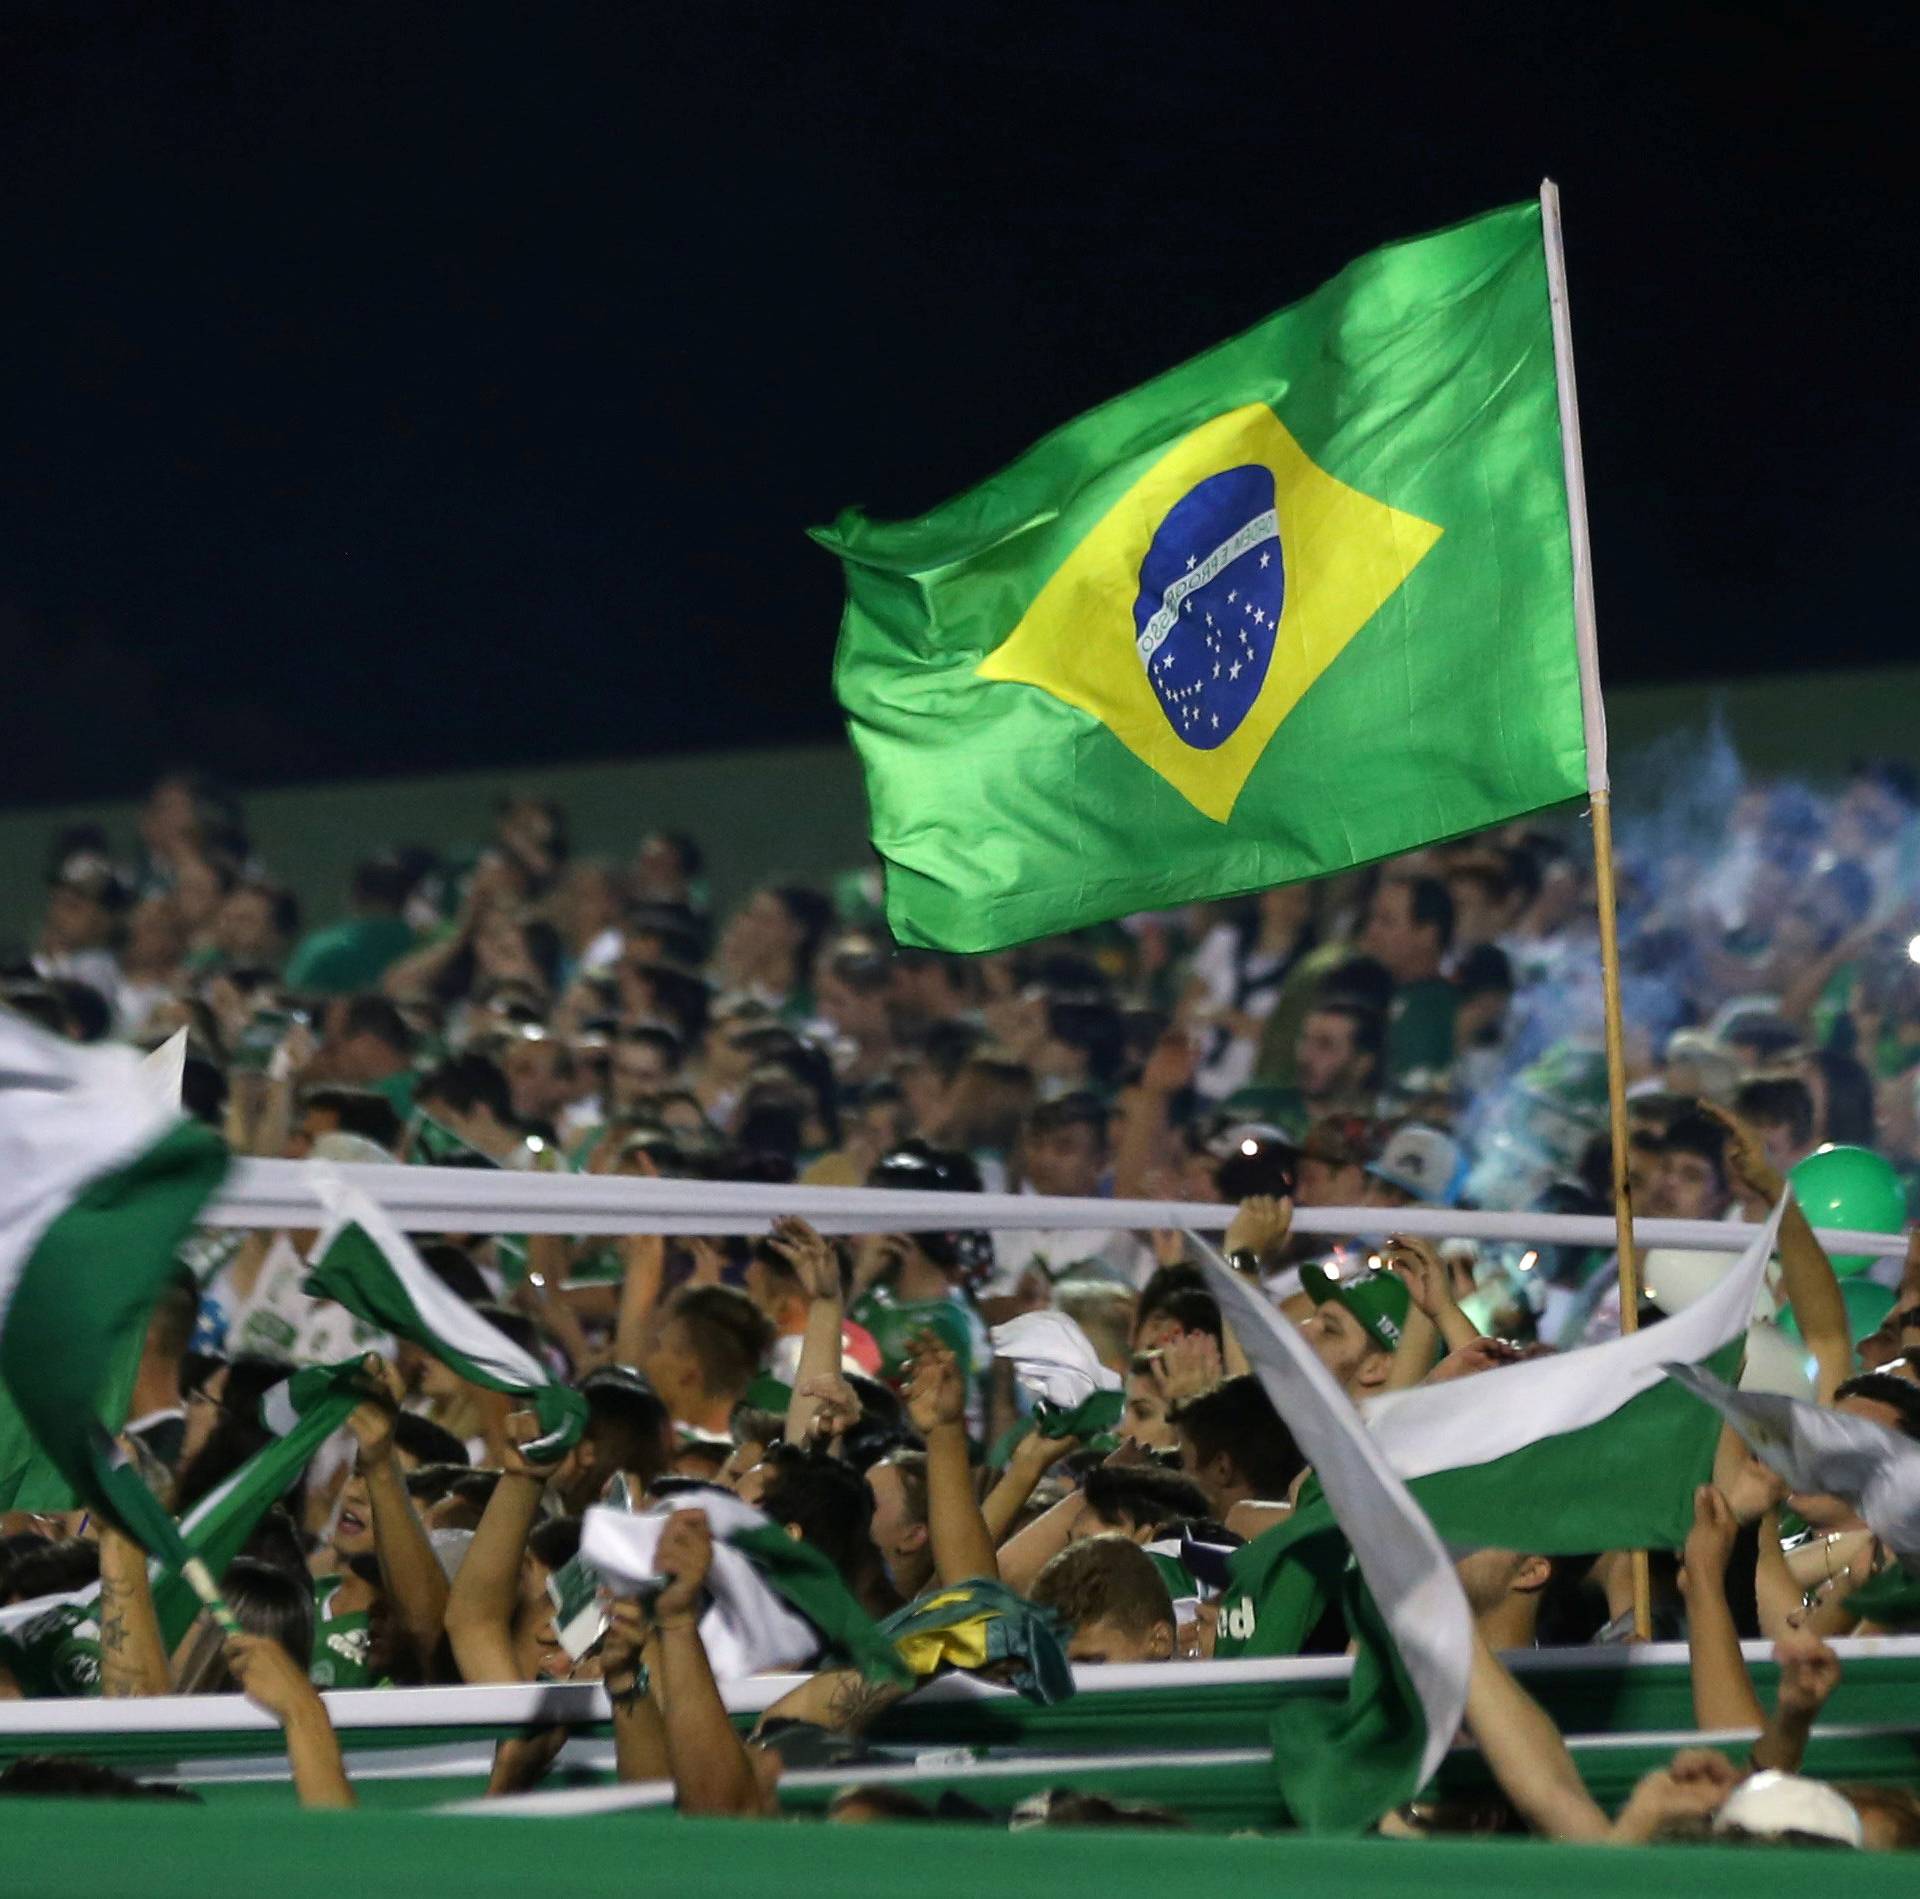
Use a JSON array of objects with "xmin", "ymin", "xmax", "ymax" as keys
[
  {"xmin": 579, "ymin": 1491, "xmax": 828, "ymax": 1679},
  {"xmin": 302, "ymin": 1177, "xmax": 585, "ymax": 1458},
  {"xmin": 1360, "ymin": 1195, "xmax": 1787, "ymax": 1553},
  {"xmin": 1194, "ymin": 1240, "xmax": 1471, "ymax": 1833},
  {"xmin": 1664, "ymin": 1360, "xmax": 1920, "ymax": 1565},
  {"xmin": 0, "ymin": 1014, "xmax": 229, "ymax": 1520}
]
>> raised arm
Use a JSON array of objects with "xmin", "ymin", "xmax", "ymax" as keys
[
  {"xmin": 1678, "ymin": 1483, "xmax": 1767, "ymax": 1734},
  {"xmin": 1463, "ymin": 1628, "xmax": 1612, "ymax": 1843},
  {"xmin": 767, "ymin": 1219, "xmax": 846, "ymax": 1446},
  {"xmin": 904, "ymin": 1337, "xmax": 997, "ymax": 1585},
  {"xmin": 444, "ymin": 1412, "xmax": 553, "ymax": 1682},
  {"xmin": 652, "ymin": 1511, "xmax": 766, "ymax": 1817},
  {"xmin": 97, "ymin": 1521, "xmax": 171, "ymax": 1698},
  {"xmin": 601, "ymin": 1597, "xmax": 670, "ymax": 1784},
  {"xmin": 346, "ymin": 1356, "xmax": 451, "ymax": 1677},
  {"xmin": 1705, "ymin": 1103, "xmax": 1851, "ymax": 1403},
  {"xmin": 226, "ymin": 1635, "xmax": 355, "ymax": 1809},
  {"xmin": 1750, "ymin": 1629, "xmax": 1841, "ymax": 1773},
  {"xmin": 611, "ymin": 1231, "xmax": 668, "ymax": 1372},
  {"xmin": 981, "ymin": 1428, "xmax": 1074, "ymax": 1546}
]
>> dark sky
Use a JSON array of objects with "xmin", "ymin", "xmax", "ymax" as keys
[{"xmin": 2, "ymin": 1, "xmax": 1914, "ymax": 808}]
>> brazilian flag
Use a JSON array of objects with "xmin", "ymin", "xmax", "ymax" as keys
[{"xmin": 818, "ymin": 199, "xmax": 1588, "ymax": 951}]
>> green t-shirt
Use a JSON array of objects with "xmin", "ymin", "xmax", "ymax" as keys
[
  {"xmin": 1385, "ymin": 978, "xmax": 1457, "ymax": 1082},
  {"xmin": 0, "ymin": 1597, "xmax": 102, "ymax": 1698},
  {"xmin": 309, "ymin": 1574, "xmax": 377, "ymax": 1689},
  {"xmin": 283, "ymin": 916, "xmax": 416, "ymax": 995}
]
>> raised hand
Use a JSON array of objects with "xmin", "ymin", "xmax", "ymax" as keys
[
  {"xmin": 1698, "ymin": 1100, "xmax": 1784, "ymax": 1203},
  {"xmin": 344, "ymin": 1354, "xmax": 408, "ymax": 1463},
  {"xmin": 502, "ymin": 1408, "xmax": 565, "ymax": 1479},
  {"xmin": 1380, "ymin": 1235, "xmax": 1452, "ymax": 1318},
  {"xmin": 793, "ymin": 1374, "xmax": 861, "ymax": 1446},
  {"xmin": 225, "ymin": 1632, "xmax": 319, "ymax": 1723},
  {"xmin": 1148, "ymin": 1331, "xmax": 1224, "ymax": 1408},
  {"xmin": 1773, "ymin": 1627, "xmax": 1842, "ymax": 1721},
  {"xmin": 904, "ymin": 1334, "xmax": 966, "ymax": 1436},
  {"xmin": 1224, "ymin": 1194, "xmax": 1293, "ymax": 1260},
  {"xmin": 599, "ymin": 1597, "xmax": 652, "ymax": 1692},
  {"xmin": 766, "ymin": 1217, "xmax": 842, "ymax": 1303},
  {"xmin": 1680, "ymin": 1483, "xmax": 1740, "ymax": 1594},
  {"xmin": 654, "ymin": 1510, "xmax": 714, "ymax": 1624}
]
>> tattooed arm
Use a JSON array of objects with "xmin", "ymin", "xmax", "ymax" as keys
[{"xmin": 97, "ymin": 1522, "xmax": 171, "ymax": 1698}]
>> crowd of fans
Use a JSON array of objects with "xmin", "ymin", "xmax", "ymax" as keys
[{"xmin": 3, "ymin": 755, "xmax": 1920, "ymax": 1848}]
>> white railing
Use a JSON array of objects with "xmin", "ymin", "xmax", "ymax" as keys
[{"xmin": 202, "ymin": 1157, "xmax": 1912, "ymax": 1258}]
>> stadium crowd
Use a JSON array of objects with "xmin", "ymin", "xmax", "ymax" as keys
[{"xmin": 4, "ymin": 755, "xmax": 1920, "ymax": 1848}]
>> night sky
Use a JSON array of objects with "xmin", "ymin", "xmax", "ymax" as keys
[{"xmin": 2, "ymin": 1, "xmax": 1913, "ymax": 808}]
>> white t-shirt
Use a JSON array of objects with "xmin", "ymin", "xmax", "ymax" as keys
[{"xmin": 222, "ymin": 1234, "xmax": 393, "ymax": 1367}]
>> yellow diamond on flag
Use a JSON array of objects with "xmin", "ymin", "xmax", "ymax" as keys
[{"xmin": 976, "ymin": 403, "xmax": 1442, "ymax": 823}]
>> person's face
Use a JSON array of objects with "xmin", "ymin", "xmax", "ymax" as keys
[
  {"xmin": 610, "ymin": 1039, "xmax": 674, "ymax": 1109},
  {"xmin": 1455, "ymin": 989, "xmax": 1509, "ymax": 1050},
  {"xmin": 180, "ymin": 1362, "xmax": 231, "ymax": 1468},
  {"xmin": 1655, "ymin": 1149, "xmax": 1727, "ymax": 1223},
  {"xmin": 1361, "ymin": 883, "xmax": 1423, "ymax": 981},
  {"xmin": 866, "ymin": 1461, "xmax": 929, "ymax": 1591},
  {"xmin": 1121, "ymin": 1368, "xmax": 1178, "ymax": 1449},
  {"xmin": 504, "ymin": 1039, "xmax": 568, "ymax": 1122},
  {"xmin": 1065, "ymin": 1614, "xmax": 1174, "ymax": 1665},
  {"xmin": 142, "ymin": 778, "xmax": 199, "ymax": 850},
  {"xmin": 124, "ymin": 896, "xmax": 185, "ymax": 971},
  {"xmin": 43, "ymin": 885, "xmax": 111, "ymax": 952},
  {"xmin": 1295, "ymin": 1012, "xmax": 1362, "ymax": 1103},
  {"xmin": 214, "ymin": 889, "xmax": 277, "ymax": 959},
  {"xmin": 285, "ymin": 1104, "xmax": 342, "ymax": 1161},
  {"xmin": 1750, "ymin": 1118, "xmax": 1800, "ymax": 1176},
  {"xmin": 1454, "ymin": 1547, "xmax": 1542, "ymax": 1617},
  {"xmin": 1860, "ymin": 1309, "xmax": 1920, "ymax": 1377},
  {"xmin": 1293, "ymin": 1156, "xmax": 1364, "ymax": 1208},
  {"xmin": 1446, "ymin": 873, "xmax": 1499, "ymax": 950},
  {"xmin": 332, "ymin": 1473, "xmax": 376, "ymax": 1561},
  {"xmin": 635, "ymin": 835, "xmax": 686, "ymax": 894},
  {"xmin": 476, "ymin": 914, "xmax": 537, "ymax": 983},
  {"xmin": 1024, "ymin": 1122, "xmax": 1105, "ymax": 1198},
  {"xmin": 896, "ymin": 1058, "xmax": 947, "ymax": 1138},
  {"xmin": 817, "ymin": 970, "xmax": 890, "ymax": 1042},
  {"xmin": 1296, "ymin": 1300, "xmax": 1380, "ymax": 1395}
]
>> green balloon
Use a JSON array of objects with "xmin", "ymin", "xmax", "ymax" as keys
[
  {"xmin": 1776, "ymin": 1278, "xmax": 1895, "ymax": 1345},
  {"xmin": 1788, "ymin": 1143, "xmax": 1909, "ymax": 1276}
]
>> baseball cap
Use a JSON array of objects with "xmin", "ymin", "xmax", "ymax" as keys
[
  {"xmin": 1300, "ymin": 1262, "xmax": 1410, "ymax": 1353},
  {"xmin": 1365, "ymin": 1125, "xmax": 1461, "ymax": 1204},
  {"xmin": 1714, "ymin": 1771, "xmax": 1863, "ymax": 1848}
]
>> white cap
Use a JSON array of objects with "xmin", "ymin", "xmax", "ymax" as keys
[
  {"xmin": 1365, "ymin": 1125, "xmax": 1460, "ymax": 1204},
  {"xmin": 1714, "ymin": 1771, "xmax": 1863, "ymax": 1848}
]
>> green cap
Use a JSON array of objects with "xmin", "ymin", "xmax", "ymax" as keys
[{"xmin": 1300, "ymin": 1264, "xmax": 1410, "ymax": 1354}]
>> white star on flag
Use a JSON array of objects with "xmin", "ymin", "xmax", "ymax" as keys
[
  {"xmin": 1229, "ymin": 660, "xmax": 1242, "ymax": 678},
  {"xmin": 1259, "ymin": 551, "xmax": 1271, "ymax": 567}
]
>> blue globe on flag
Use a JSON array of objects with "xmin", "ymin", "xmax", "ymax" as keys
[{"xmin": 1131, "ymin": 464, "xmax": 1284, "ymax": 751}]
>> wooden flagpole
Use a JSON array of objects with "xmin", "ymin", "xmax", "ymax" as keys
[{"xmin": 1540, "ymin": 178, "xmax": 1650, "ymax": 1640}]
